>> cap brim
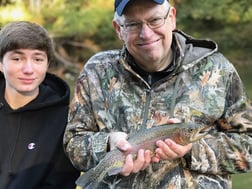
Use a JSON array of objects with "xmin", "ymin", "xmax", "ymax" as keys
[
  {"xmin": 116, "ymin": 0, "xmax": 165, "ymax": 16},
  {"xmin": 116, "ymin": 0, "xmax": 130, "ymax": 16}
]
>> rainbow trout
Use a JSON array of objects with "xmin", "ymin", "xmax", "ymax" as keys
[{"xmin": 76, "ymin": 122, "xmax": 210, "ymax": 188}]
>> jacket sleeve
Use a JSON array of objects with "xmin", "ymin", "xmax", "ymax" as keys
[
  {"xmin": 63, "ymin": 71, "xmax": 111, "ymax": 171},
  {"xmin": 187, "ymin": 63, "xmax": 252, "ymax": 174}
]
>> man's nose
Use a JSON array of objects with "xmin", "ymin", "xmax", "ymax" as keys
[{"xmin": 139, "ymin": 23, "xmax": 154, "ymax": 38}]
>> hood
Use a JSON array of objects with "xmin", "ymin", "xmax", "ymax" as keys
[
  {"xmin": 173, "ymin": 30, "xmax": 218, "ymax": 71},
  {"xmin": 0, "ymin": 72, "xmax": 70, "ymax": 112}
]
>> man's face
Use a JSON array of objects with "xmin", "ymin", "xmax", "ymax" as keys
[
  {"xmin": 0, "ymin": 49, "xmax": 48, "ymax": 97},
  {"xmin": 114, "ymin": 1, "xmax": 176, "ymax": 72}
]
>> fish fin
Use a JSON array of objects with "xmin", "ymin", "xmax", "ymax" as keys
[
  {"xmin": 75, "ymin": 170, "xmax": 96, "ymax": 188},
  {"xmin": 107, "ymin": 167, "xmax": 123, "ymax": 176}
]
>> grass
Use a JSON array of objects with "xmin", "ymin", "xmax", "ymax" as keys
[{"xmin": 232, "ymin": 172, "xmax": 252, "ymax": 188}]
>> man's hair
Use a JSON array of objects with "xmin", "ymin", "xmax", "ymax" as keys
[{"xmin": 0, "ymin": 21, "xmax": 54, "ymax": 64}]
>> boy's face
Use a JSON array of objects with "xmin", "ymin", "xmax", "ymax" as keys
[{"xmin": 0, "ymin": 49, "xmax": 48, "ymax": 97}]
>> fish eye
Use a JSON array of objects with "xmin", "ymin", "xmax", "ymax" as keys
[{"xmin": 188, "ymin": 128, "xmax": 193, "ymax": 132}]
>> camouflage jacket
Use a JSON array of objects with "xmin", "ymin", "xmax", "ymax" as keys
[{"xmin": 63, "ymin": 30, "xmax": 252, "ymax": 189}]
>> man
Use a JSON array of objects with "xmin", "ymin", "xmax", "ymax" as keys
[
  {"xmin": 64, "ymin": 0, "xmax": 252, "ymax": 188},
  {"xmin": 0, "ymin": 21, "xmax": 79, "ymax": 189}
]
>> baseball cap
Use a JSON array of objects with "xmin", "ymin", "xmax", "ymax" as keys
[{"xmin": 115, "ymin": 0, "xmax": 165, "ymax": 16}]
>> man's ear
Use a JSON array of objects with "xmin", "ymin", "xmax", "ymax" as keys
[
  {"xmin": 113, "ymin": 20, "xmax": 124, "ymax": 41},
  {"xmin": 169, "ymin": 7, "xmax": 177, "ymax": 31}
]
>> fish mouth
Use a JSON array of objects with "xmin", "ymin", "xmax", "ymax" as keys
[
  {"xmin": 192, "ymin": 124, "xmax": 212, "ymax": 141},
  {"xmin": 200, "ymin": 124, "xmax": 212, "ymax": 133}
]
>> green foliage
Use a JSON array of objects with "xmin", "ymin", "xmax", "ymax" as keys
[
  {"xmin": 172, "ymin": 0, "xmax": 252, "ymax": 64},
  {"xmin": 0, "ymin": 1, "xmax": 32, "ymax": 24},
  {"xmin": 174, "ymin": 0, "xmax": 252, "ymax": 23},
  {"xmin": 41, "ymin": 0, "xmax": 114, "ymax": 39},
  {"xmin": 90, "ymin": 12, "xmax": 122, "ymax": 50}
]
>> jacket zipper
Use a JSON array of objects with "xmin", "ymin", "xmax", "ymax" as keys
[{"xmin": 140, "ymin": 74, "xmax": 152, "ymax": 131}]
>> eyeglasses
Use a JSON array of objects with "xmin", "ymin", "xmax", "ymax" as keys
[{"xmin": 120, "ymin": 7, "xmax": 170, "ymax": 33}]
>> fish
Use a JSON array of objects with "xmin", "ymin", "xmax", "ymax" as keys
[{"xmin": 76, "ymin": 122, "xmax": 211, "ymax": 189}]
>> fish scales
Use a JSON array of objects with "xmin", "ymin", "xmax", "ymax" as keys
[{"xmin": 76, "ymin": 122, "xmax": 209, "ymax": 189}]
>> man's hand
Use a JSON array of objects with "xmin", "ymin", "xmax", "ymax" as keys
[
  {"xmin": 109, "ymin": 132, "xmax": 128, "ymax": 150},
  {"xmin": 120, "ymin": 148, "xmax": 152, "ymax": 176},
  {"xmin": 109, "ymin": 132, "xmax": 152, "ymax": 176},
  {"xmin": 150, "ymin": 117, "xmax": 192, "ymax": 162},
  {"xmin": 152, "ymin": 139, "xmax": 192, "ymax": 163}
]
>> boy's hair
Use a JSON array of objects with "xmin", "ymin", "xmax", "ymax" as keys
[{"xmin": 0, "ymin": 21, "xmax": 54, "ymax": 64}]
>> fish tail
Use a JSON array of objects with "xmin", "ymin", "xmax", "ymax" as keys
[
  {"xmin": 75, "ymin": 160, "xmax": 124, "ymax": 188},
  {"xmin": 75, "ymin": 169, "xmax": 97, "ymax": 189}
]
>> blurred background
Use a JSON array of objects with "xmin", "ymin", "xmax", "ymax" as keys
[{"xmin": 1, "ymin": 0, "xmax": 251, "ymax": 188}]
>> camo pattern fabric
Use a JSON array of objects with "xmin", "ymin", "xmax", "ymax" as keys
[{"xmin": 63, "ymin": 30, "xmax": 252, "ymax": 189}]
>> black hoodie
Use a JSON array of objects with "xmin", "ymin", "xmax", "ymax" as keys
[{"xmin": 0, "ymin": 72, "xmax": 79, "ymax": 189}]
